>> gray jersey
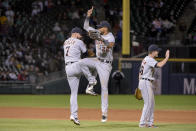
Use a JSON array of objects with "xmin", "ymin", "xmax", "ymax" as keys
[
  {"xmin": 139, "ymin": 56, "xmax": 158, "ymax": 80},
  {"xmin": 83, "ymin": 17, "xmax": 115, "ymax": 61},
  {"xmin": 63, "ymin": 37, "xmax": 87, "ymax": 63},
  {"xmin": 95, "ymin": 33, "xmax": 115, "ymax": 61}
]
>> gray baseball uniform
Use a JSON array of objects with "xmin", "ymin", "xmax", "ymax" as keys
[
  {"xmin": 81, "ymin": 17, "xmax": 115, "ymax": 117},
  {"xmin": 64, "ymin": 37, "xmax": 92, "ymax": 118},
  {"xmin": 138, "ymin": 56, "xmax": 158, "ymax": 126}
]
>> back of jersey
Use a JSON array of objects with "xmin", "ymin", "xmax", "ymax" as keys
[
  {"xmin": 139, "ymin": 56, "xmax": 158, "ymax": 80},
  {"xmin": 63, "ymin": 37, "xmax": 87, "ymax": 63}
]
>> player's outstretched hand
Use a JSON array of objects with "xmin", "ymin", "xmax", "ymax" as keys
[
  {"xmin": 165, "ymin": 50, "xmax": 170, "ymax": 59},
  {"xmin": 87, "ymin": 6, "xmax": 93, "ymax": 17}
]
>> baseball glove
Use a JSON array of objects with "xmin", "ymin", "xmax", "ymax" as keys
[
  {"xmin": 135, "ymin": 88, "xmax": 143, "ymax": 100},
  {"xmin": 88, "ymin": 30, "xmax": 103, "ymax": 41},
  {"xmin": 87, "ymin": 49, "xmax": 95, "ymax": 57}
]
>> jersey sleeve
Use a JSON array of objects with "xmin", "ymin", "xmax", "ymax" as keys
[
  {"xmin": 147, "ymin": 58, "xmax": 158, "ymax": 67},
  {"xmin": 83, "ymin": 17, "xmax": 96, "ymax": 32},
  {"xmin": 108, "ymin": 34, "xmax": 115, "ymax": 43},
  {"xmin": 79, "ymin": 41, "xmax": 87, "ymax": 53},
  {"xmin": 86, "ymin": 26, "xmax": 96, "ymax": 32}
]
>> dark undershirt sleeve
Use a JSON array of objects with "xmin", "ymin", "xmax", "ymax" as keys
[{"xmin": 81, "ymin": 51, "xmax": 88, "ymax": 58}]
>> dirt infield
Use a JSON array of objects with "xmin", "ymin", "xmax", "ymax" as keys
[{"xmin": 0, "ymin": 107, "xmax": 196, "ymax": 123}]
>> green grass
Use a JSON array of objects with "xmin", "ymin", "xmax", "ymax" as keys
[
  {"xmin": 0, "ymin": 95, "xmax": 196, "ymax": 110},
  {"xmin": 0, "ymin": 119, "xmax": 195, "ymax": 131},
  {"xmin": 0, "ymin": 95, "xmax": 196, "ymax": 131}
]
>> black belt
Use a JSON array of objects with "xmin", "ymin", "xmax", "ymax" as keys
[
  {"xmin": 65, "ymin": 62, "xmax": 76, "ymax": 66},
  {"xmin": 98, "ymin": 58, "xmax": 112, "ymax": 64},
  {"xmin": 141, "ymin": 78, "xmax": 153, "ymax": 82}
]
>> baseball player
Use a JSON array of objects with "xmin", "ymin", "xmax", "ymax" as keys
[
  {"xmin": 80, "ymin": 7, "xmax": 115, "ymax": 122},
  {"xmin": 64, "ymin": 27, "xmax": 96, "ymax": 125},
  {"xmin": 138, "ymin": 44, "xmax": 170, "ymax": 128}
]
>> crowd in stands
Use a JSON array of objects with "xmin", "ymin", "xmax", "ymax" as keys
[
  {"xmin": 0, "ymin": 0, "xmax": 73, "ymax": 81},
  {"xmin": 186, "ymin": 8, "xmax": 196, "ymax": 45},
  {"xmin": 132, "ymin": 0, "xmax": 191, "ymax": 47},
  {"xmin": 143, "ymin": 0, "xmax": 176, "ymax": 39},
  {"xmin": 0, "ymin": 0, "xmax": 194, "ymax": 81}
]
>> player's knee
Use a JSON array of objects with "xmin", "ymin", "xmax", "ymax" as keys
[{"xmin": 101, "ymin": 87, "xmax": 108, "ymax": 92}]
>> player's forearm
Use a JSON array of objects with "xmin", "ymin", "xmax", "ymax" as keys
[
  {"xmin": 84, "ymin": 17, "xmax": 96, "ymax": 32},
  {"xmin": 138, "ymin": 74, "xmax": 141, "ymax": 80},
  {"xmin": 83, "ymin": 17, "xmax": 90, "ymax": 31},
  {"xmin": 157, "ymin": 57, "xmax": 169, "ymax": 68}
]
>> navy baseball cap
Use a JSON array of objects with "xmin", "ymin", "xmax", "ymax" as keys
[
  {"xmin": 71, "ymin": 27, "xmax": 83, "ymax": 35},
  {"xmin": 148, "ymin": 44, "xmax": 162, "ymax": 52},
  {"xmin": 97, "ymin": 21, "xmax": 111, "ymax": 30}
]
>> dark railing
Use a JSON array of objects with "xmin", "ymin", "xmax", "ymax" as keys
[{"xmin": 0, "ymin": 80, "xmax": 35, "ymax": 94}]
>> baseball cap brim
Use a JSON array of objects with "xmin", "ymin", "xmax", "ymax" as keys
[{"xmin": 96, "ymin": 24, "xmax": 104, "ymax": 29}]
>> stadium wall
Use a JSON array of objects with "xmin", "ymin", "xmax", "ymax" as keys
[{"xmin": 0, "ymin": 59, "xmax": 196, "ymax": 95}]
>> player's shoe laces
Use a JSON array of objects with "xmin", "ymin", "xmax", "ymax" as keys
[
  {"xmin": 86, "ymin": 84, "xmax": 97, "ymax": 96},
  {"xmin": 70, "ymin": 116, "xmax": 80, "ymax": 125},
  {"xmin": 101, "ymin": 115, "xmax": 107, "ymax": 122}
]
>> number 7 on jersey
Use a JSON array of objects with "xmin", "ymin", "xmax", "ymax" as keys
[{"xmin": 66, "ymin": 46, "xmax": 70, "ymax": 56}]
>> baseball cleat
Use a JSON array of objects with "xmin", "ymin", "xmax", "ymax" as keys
[
  {"xmin": 89, "ymin": 79, "xmax": 97, "ymax": 86},
  {"xmin": 70, "ymin": 116, "xmax": 80, "ymax": 125},
  {"xmin": 101, "ymin": 115, "xmax": 107, "ymax": 122},
  {"xmin": 139, "ymin": 124, "xmax": 147, "ymax": 128},
  {"xmin": 148, "ymin": 125, "xmax": 158, "ymax": 128},
  {"xmin": 86, "ymin": 85, "xmax": 97, "ymax": 96}
]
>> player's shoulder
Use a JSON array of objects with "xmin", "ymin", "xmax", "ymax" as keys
[
  {"xmin": 107, "ymin": 32, "xmax": 115, "ymax": 42},
  {"xmin": 69, "ymin": 37, "xmax": 82, "ymax": 43},
  {"xmin": 64, "ymin": 37, "xmax": 83, "ymax": 44},
  {"xmin": 76, "ymin": 38, "xmax": 83, "ymax": 43},
  {"xmin": 75, "ymin": 39, "xmax": 85, "ymax": 47},
  {"xmin": 145, "ymin": 56, "xmax": 156, "ymax": 62},
  {"xmin": 108, "ymin": 32, "xmax": 115, "ymax": 38},
  {"xmin": 65, "ymin": 37, "xmax": 74, "ymax": 42},
  {"xmin": 63, "ymin": 38, "xmax": 69, "ymax": 45}
]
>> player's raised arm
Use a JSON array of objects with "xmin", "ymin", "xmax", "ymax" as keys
[
  {"xmin": 83, "ymin": 6, "xmax": 96, "ymax": 32},
  {"xmin": 157, "ymin": 50, "xmax": 170, "ymax": 68}
]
